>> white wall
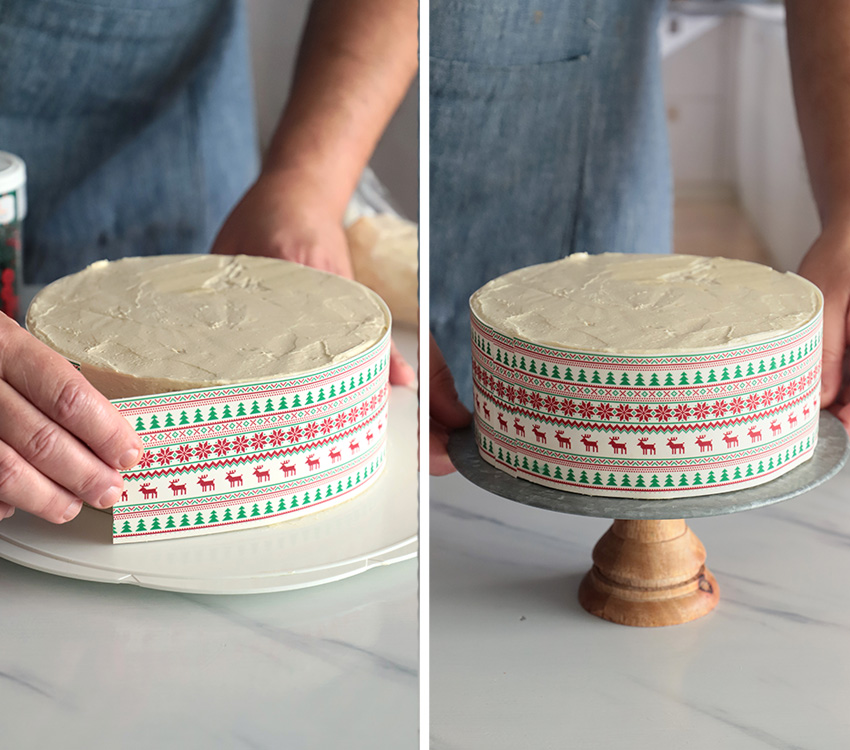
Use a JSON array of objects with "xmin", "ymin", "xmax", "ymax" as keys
[
  {"xmin": 662, "ymin": 19, "xmax": 738, "ymax": 194},
  {"xmin": 661, "ymin": 13, "xmax": 819, "ymax": 271},
  {"xmin": 245, "ymin": 0, "xmax": 419, "ymax": 220},
  {"xmin": 734, "ymin": 14, "xmax": 819, "ymax": 271}
]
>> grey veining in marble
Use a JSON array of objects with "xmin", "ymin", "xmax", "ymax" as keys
[
  {"xmin": 432, "ymin": 415, "xmax": 850, "ymax": 750},
  {"xmin": 448, "ymin": 412, "xmax": 849, "ymax": 519},
  {"xmin": 0, "ymin": 559, "xmax": 418, "ymax": 750}
]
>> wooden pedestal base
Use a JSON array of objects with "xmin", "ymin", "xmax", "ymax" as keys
[{"xmin": 578, "ymin": 519, "xmax": 719, "ymax": 627}]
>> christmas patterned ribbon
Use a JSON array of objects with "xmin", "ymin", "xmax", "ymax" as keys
[
  {"xmin": 471, "ymin": 309, "xmax": 823, "ymax": 498},
  {"xmin": 110, "ymin": 333, "xmax": 390, "ymax": 542}
]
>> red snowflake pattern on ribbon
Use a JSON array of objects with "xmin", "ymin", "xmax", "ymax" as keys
[
  {"xmin": 711, "ymin": 400, "xmax": 727, "ymax": 418},
  {"xmin": 654, "ymin": 404, "xmax": 673, "ymax": 422},
  {"xmin": 746, "ymin": 393, "xmax": 761, "ymax": 411},
  {"xmin": 615, "ymin": 404, "xmax": 633, "ymax": 422},
  {"xmin": 762, "ymin": 389, "xmax": 775, "ymax": 407},
  {"xmin": 195, "ymin": 442, "xmax": 212, "ymax": 459},
  {"xmin": 596, "ymin": 403, "xmax": 614, "ymax": 420},
  {"xmin": 692, "ymin": 402, "xmax": 710, "ymax": 420},
  {"xmin": 674, "ymin": 404, "xmax": 691, "ymax": 421},
  {"xmin": 334, "ymin": 414, "xmax": 347, "ymax": 430},
  {"xmin": 156, "ymin": 448, "xmax": 175, "ymax": 466},
  {"xmin": 634, "ymin": 404, "xmax": 653, "ymax": 422},
  {"xmin": 578, "ymin": 402, "xmax": 595, "ymax": 419},
  {"xmin": 304, "ymin": 422, "xmax": 319, "ymax": 439},
  {"xmin": 544, "ymin": 395, "xmax": 559, "ymax": 412},
  {"xmin": 516, "ymin": 389, "xmax": 529, "ymax": 407},
  {"xmin": 250, "ymin": 433, "xmax": 267, "ymax": 451},
  {"xmin": 320, "ymin": 417, "xmax": 334, "ymax": 434},
  {"xmin": 138, "ymin": 452, "xmax": 156, "ymax": 469},
  {"xmin": 213, "ymin": 439, "xmax": 230, "ymax": 457},
  {"xmin": 561, "ymin": 399, "xmax": 577, "ymax": 417},
  {"xmin": 232, "ymin": 435, "xmax": 250, "ymax": 453},
  {"xmin": 176, "ymin": 445, "xmax": 193, "ymax": 463},
  {"xmin": 283, "ymin": 426, "xmax": 302, "ymax": 444},
  {"xmin": 529, "ymin": 392, "xmax": 543, "ymax": 410},
  {"xmin": 729, "ymin": 397, "xmax": 745, "ymax": 415}
]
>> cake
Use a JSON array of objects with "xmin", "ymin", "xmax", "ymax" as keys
[
  {"xmin": 470, "ymin": 253, "xmax": 823, "ymax": 498},
  {"xmin": 27, "ymin": 254, "xmax": 392, "ymax": 541},
  {"xmin": 346, "ymin": 213, "xmax": 418, "ymax": 327}
]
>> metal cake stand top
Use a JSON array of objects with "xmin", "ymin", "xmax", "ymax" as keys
[{"xmin": 447, "ymin": 412, "xmax": 850, "ymax": 520}]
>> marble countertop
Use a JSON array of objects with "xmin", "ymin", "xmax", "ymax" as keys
[
  {"xmin": 0, "ymin": 319, "xmax": 419, "ymax": 749},
  {"xmin": 430, "ymin": 456, "xmax": 850, "ymax": 749},
  {"xmin": 0, "ymin": 556, "xmax": 417, "ymax": 749}
]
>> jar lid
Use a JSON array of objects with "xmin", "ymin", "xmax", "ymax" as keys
[{"xmin": 0, "ymin": 152, "xmax": 26, "ymax": 195}]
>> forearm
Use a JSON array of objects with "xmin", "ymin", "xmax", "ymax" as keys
[
  {"xmin": 264, "ymin": 0, "xmax": 418, "ymax": 219},
  {"xmin": 786, "ymin": 0, "xmax": 850, "ymax": 229}
]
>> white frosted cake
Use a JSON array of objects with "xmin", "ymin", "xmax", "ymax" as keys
[
  {"xmin": 27, "ymin": 254, "xmax": 389, "ymax": 398},
  {"xmin": 27, "ymin": 254, "xmax": 393, "ymax": 542},
  {"xmin": 470, "ymin": 253, "xmax": 823, "ymax": 498}
]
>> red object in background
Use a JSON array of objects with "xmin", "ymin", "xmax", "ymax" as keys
[{"xmin": 1, "ymin": 267, "xmax": 18, "ymax": 320}]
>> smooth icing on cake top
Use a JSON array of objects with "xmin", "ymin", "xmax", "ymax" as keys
[
  {"xmin": 470, "ymin": 253, "xmax": 822, "ymax": 353},
  {"xmin": 27, "ymin": 254, "xmax": 390, "ymax": 397}
]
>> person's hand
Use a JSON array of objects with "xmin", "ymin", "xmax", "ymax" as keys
[
  {"xmin": 211, "ymin": 168, "xmax": 355, "ymax": 277},
  {"xmin": 211, "ymin": 168, "xmax": 415, "ymax": 387},
  {"xmin": 389, "ymin": 341, "xmax": 416, "ymax": 387},
  {"xmin": 797, "ymin": 225, "xmax": 850, "ymax": 432},
  {"xmin": 0, "ymin": 316, "xmax": 143, "ymax": 522},
  {"xmin": 430, "ymin": 335, "xmax": 471, "ymax": 475}
]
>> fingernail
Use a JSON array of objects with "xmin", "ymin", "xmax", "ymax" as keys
[
  {"xmin": 3, "ymin": 506, "xmax": 14, "ymax": 520},
  {"xmin": 95, "ymin": 485, "xmax": 121, "ymax": 509},
  {"xmin": 63, "ymin": 499, "xmax": 83, "ymax": 523},
  {"xmin": 118, "ymin": 448, "xmax": 142, "ymax": 469}
]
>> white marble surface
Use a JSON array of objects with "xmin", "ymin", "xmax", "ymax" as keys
[
  {"xmin": 0, "ymin": 556, "xmax": 417, "ymax": 748},
  {"xmin": 430, "ymin": 457, "xmax": 850, "ymax": 750},
  {"xmin": 0, "ymin": 318, "xmax": 419, "ymax": 749}
]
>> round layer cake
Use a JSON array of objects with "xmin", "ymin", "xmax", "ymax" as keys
[
  {"xmin": 470, "ymin": 253, "xmax": 823, "ymax": 498},
  {"xmin": 26, "ymin": 255, "xmax": 392, "ymax": 541},
  {"xmin": 27, "ymin": 254, "xmax": 390, "ymax": 398}
]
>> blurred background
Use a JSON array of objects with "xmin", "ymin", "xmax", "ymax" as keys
[
  {"xmin": 662, "ymin": 0, "xmax": 816, "ymax": 270},
  {"xmin": 245, "ymin": 2, "xmax": 809, "ymax": 269},
  {"xmin": 245, "ymin": 0, "xmax": 419, "ymax": 221}
]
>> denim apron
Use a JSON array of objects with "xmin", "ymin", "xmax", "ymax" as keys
[
  {"xmin": 0, "ymin": 0, "xmax": 259, "ymax": 284},
  {"xmin": 431, "ymin": 0, "xmax": 672, "ymax": 399}
]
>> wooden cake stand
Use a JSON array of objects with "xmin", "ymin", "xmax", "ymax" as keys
[{"xmin": 447, "ymin": 413, "xmax": 849, "ymax": 627}]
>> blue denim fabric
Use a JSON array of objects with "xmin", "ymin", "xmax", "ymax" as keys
[
  {"xmin": 0, "ymin": 0, "xmax": 259, "ymax": 284},
  {"xmin": 430, "ymin": 0, "xmax": 672, "ymax": 400}
]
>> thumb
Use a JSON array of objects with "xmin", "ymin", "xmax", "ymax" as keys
[
  {"xmin": 430, "ymin": 334, "xmax": 471, "ymax": 429},
  {"xmin": 429, "ymin": 421, "xmax": 457, "ymax": 476},
  {"xmin": 819, "ymin": 290, "xmax": 848, "ymax": 408},
  {"xmin": 389, "ymin": 340, "xmax": 417, "ymax": 387}
]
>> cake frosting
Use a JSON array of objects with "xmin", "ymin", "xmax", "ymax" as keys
[
  {"xmin": 471, "ymin": 253, "xmax": 821, "ymax": 353},
  {"xmin": 26, "ymin": 253, "xmax": 393, "ymax": 543},
  {"xmin": 27, "ymin": 254, "xmax": 390, "ymax": 398},
  {"xmin": 470, "ymin": 253, "xmax": 824, "ymax": 499}
]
